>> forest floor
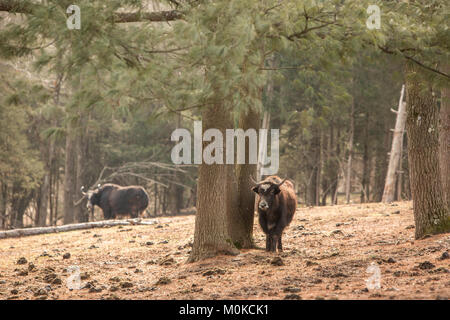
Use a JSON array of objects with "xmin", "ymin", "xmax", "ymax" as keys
[{"xmin": 0, "ymin": 201, "xmax": 449, "ymax": 300}]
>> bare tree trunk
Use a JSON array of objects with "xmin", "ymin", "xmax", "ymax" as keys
[
  {"xmin": 0, "ymin": 182, "xmax": 7, "ymax": 229},
  {"xmin": 373, "ymin": 124, "xmax": 390, "ymax": 202},
  {"xmin": 257, "ymin": 112, "xmax": 270, "ymax": 181},
  {"xmin": 74, "ymin": 139, "xmax": 84, "ymax": 222},
  {"xmin": 316, "ymin": 130, "xmax": 322, "ymax": 206},
  {"xmin": 0, "ymin": 218, "xmax": 158, "ymax": 239},
  {"xmin": 439, "ymin": 64, "xmax": 450, "ymax": 209},
  {"xmin": 382, "ymin": 85, "xmax": 406, "ymax": 203},
  {"xmin": 188, "ymin": 103, "xmax": 239, "ymax": 262},
  {"xmin": 405, "ymin": 62, "xmax": 449, "ymax": 239},
  {"xmin": 154, "ymin": 183, "xmax": 158, "ymax": 215},
  {"xmin": 75, "ymin": 115, "xmax": 89, "ymax": 222},
  {"xmin": 10, "ymin": 183, "xmax": 33, "ymax": 229},
  {"xmin": 63, "ymin": 123, "xmax": 76, "ymax": 225},
  {"xmin": 37, "ymin": 174, "xmax": 50, "ymax": 227},
  {"xmin": 321, "ymin": 127, "xmax": 332, "ymax": 206},
  {"xmin": 162, "ymin": 187, "xmax": 167, "ymax": 215},
  {"xmin": 305, "ymin": 130, "xmax": 321, "ymax": 206},
  {"xmin": 361, "ymin": 112, "xmax": 370, "ymax": 203},
  {"xmin": 331, "ymin": 125, "xmax": 340, "ymax": 205},
  {"xmin": 54, "ymin": 168, "xmax": 60, "ymax": 225},
  {"xmin": 345, "ymin": 98, "xmax": 355, "ymax": 204},
  {"xmin": 233, "ymin": 106, "xmax": 260, "ymax": 249},
  {"xmin": 396, "ymin": 139, "xmax": 404, "ymax": 201}
]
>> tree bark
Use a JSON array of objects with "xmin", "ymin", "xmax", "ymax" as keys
[
  {"xmin": 0, "ymin": 218, "xmax": 158, "ymax": 239},
  {"xmin": 232, "ymin": 107, "xmax": 260, "ymax": 249},
  {"xmin": 316, "ymin": 130, "xmax": 323, "ymax": 206},
  {"xmin": 382, "ymin": 85, "xmax": 406, "ymax": 203},
  {"xmin": 361, "ymin": 112, "xmax": 370, "ymax": 203},
  {"xmin": 76, "ymin": 109, "xmax": 91, "ymax": 222},
  {"xmin": 10, "ymin": 183, "xmax": 33, "ymax": 229},
  {"xmin": 331, "ymin": 125, "xmax": 340, "ymax": 205},
  {"xmin": 257, "ymin": 112, "xmax": 270, "ymax": 181},
  {"xmin": 345, "ymin": 97, "xmax": 355, "ymax": 204},
  {"xmin": 305, "ymin": 128, "xmax": 321, "ymax": 206},
  {"xmin": 37, "ymin": 174, "xmax": 50, "ymax": 227},
  {"xmin": 405, "ymin": 62, "xmax": 449, "ymax": 239},
  {"xmin": 373, "ymin": 124, "xmax": 390, "ymax": 202},
  {"xmin": 63, "ymin": 123, "xmax": 76, "ymax": 225},
  {"xmin": 188, "ymin": 103, "xmax": 239, "ymax": 262},
  {"xmin": 439, "ymin": 64, "xmax": 450, "ymax": 209},
  {"xmin": 0, "ymin": 181, "xmax": 7, "ymax": 229}
]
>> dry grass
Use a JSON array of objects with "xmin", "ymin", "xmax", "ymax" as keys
[{"xmin": 0, "ymin": 201, "xmax": 449, "ymax": 300}]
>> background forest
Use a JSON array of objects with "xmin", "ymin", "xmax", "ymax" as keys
[{"xmin": 0, "ymin": 0, "xmax": 448, "ymax": 240}]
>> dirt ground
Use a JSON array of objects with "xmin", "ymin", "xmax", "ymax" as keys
[{"xmin": 0, "ymin": 201, "xmax": 449, "ymax": 300}]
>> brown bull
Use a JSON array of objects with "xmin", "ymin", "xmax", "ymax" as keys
[{"xmin": 252, "ymin": 175, "xmax": 297, "ymax": 252}]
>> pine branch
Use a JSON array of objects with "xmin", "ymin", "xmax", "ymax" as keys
[
  {"xmin": 0, "ymin": 0, "xmax": 183, "ymax": 22},
  {"xmin": 378, "ymin": 45, "xmax": 450, "ymax": 79}
]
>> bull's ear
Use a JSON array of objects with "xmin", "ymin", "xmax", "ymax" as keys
[{"xmin": 251, "ymin": 186, "xmax": 259, "ymax": 193}]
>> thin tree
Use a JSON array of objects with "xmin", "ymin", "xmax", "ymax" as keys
[{"xmin": 382, "ymin": 85, "xmax": 407, "ymax": 203}]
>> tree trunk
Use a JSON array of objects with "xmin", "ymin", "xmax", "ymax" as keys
[
  {"xmin": 162, "ymin": 187, "xmax": 167, "ymax": 215},
  {"xmin": 174, "ymin": 184, "xmax": 184, "ymax": 215},
  {"xmin": 396, "ymin": 137, "xmax": 405, "ymax": 201},
  {"xmin": 54, "ymin": 168, "xmax": 60, "ymax": 225},
  {"xmin": 439, "ymin": 64, "xmax": 450, "ymax": 209},
  {"xmin": 37, "ymin": 174, "xmax": 50, "ymax": 227},
  {"xmin": 305, "ymin": 129, "xmax": 321, "ymax": 206},
  {"xmin": 373, "ymin": 124, "xmax": 390, "ymax": 202},
  {"xmin": 405, "ymin": 62, "xmax": 449, "ymax": 239},
  {"xmin": 361, "ymin": 112, "xmax": 370, "ymax": 203},
  {"xmin": 257, "ymin": 112, "xmax": 270, "ymax": 181},
  {"xmin": 321, "ymin": 126, "xmax": 332, "ymax": 206},
  {"xmin": 382, "ymin": 85, "xmax": 406, "ymax": 203},
  {"xmin": 10, "ymin": 183, "xmax": 33, "ymax": 229},
  {"xmin": 232, "ymin": 107, "xmax": 260, "ymax": 249},
  {"xmin": 0, "ymin": 218, "xmax": 158, "ymax": 240},
  {"xmin": 63, "ymin": 123, "xmax": 76, "ymax": 225},
  {"xmin": 75, "ymin": 116, "xmax": 89, "ymax": 222},
  {"xmin": 154, "ymin": 183, "xmax": 158, "ymax": 215},
  {"xmin": 316, "ymin": 130, "xmax": 322, "ymax": 206},
  {"xmin": 331, "ymin": 125, "xmax": 340, "ymax": 205},
  {"xmin": 345, "ymin": 98, "xmax": 355, "ymax": 204},
  {"xmin": 188, "ymin": 103, "xmax": 239, "ymax": 262},
  {"xmin": 0, "ymin": 182, "xmax": 7, "ymax": 229}
]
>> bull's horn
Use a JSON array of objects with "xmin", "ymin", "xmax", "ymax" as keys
[
  {"xmin": 277, "ymin": 178, "xmax": 287, "ymax": 187},
  {"xmin": 81, "ymin": 186, "xmax": 87, "ymax": 196}
]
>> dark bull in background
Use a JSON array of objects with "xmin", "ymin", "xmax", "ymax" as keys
[
  {"xmin": 81, "ymin": 184, "xmax": 149, "ymax": 220},
  {"xmin": 252, "ymin": 175, "xmax": 297, "ymax": 252}
]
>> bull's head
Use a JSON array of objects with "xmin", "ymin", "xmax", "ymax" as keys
[
  {"xmin": 81, "ymin": 184, "xmax": 101, "ymax": 215},
  {"xmin": 251, "ymin": 177, "xmax": 287, "ymax": 211}
]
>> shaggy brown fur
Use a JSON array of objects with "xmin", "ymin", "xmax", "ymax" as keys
[{"xmin": 252, "ymin": 176, "xmax": 297, "ymax": 252}]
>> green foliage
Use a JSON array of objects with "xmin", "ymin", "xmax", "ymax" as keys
[{"xmin": 0, "ymin": 0, "xmax": 448, "ymax": 225}]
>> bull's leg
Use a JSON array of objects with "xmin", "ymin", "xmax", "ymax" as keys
[
  {"xmin": 265, "ymin": 235, "xmax": 271, "ymax": 251},
  {"xmin": 277, "ymin": 235, "xmax": 283, "ymax": 252},
  {"xmin": 270, "ymin": 234, "xmax": 278, "ymax": 252},
  {"xmin": 103, "ymin": 209, "xmax": 111, "ymax": 220}
]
